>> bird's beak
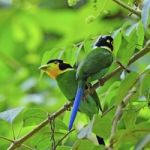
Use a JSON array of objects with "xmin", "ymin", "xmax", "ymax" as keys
[{"xmin": 39, "ymin": 64, "xmax": 49, "ymax": 71}]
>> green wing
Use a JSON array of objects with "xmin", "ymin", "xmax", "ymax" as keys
[
  {"xmin": 56, "ymin": 70, "xmax": 77, "ymax": 100},
  {"xmin": 77, "ymin": 48, "xmax": 113, "ymax": 80},
  {"xmin": 56, "ymin": 69, "xmax": 101, "ymax": 118}
]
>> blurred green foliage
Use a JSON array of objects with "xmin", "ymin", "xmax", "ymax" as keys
[{"xmin": 0, "ymin": 0, "xmax": 150, "ymax": 149}]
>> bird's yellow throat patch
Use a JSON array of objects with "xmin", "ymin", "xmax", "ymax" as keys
[
  {"xmin": 47, "ymin": 68, "xmax": 62, "ymax": 79},
  {"xmin": 45, "ymin": 64, "xmax": 62, "ymax": 79}
]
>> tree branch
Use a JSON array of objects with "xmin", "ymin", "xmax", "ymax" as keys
[
  {"xmin": 8, "ymin": 40, "xmax": 150, "ymax": 149},
  {"xmin": 8, "ymin": 102, "xmax": 73, "ymax": 150},
  {"xmin": 92, "ymin": 40, "xmax": 150, "ymax": 90},
  {"xmin": 112, "ymin": 0, "xmax": 141, "ymax": 17},
  {"xmin": 106, "ymin": 87, "xmax": 137, "ymax": 150}
]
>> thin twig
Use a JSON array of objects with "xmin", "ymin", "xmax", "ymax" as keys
[
  {"xmin": 112, "ymin": 0, "xmax": 141, "ymax": 17},
  {"xmin": 101, "ymin": 105, "xmax": 116, "ymax": 117},
  {"xmin": 0, "ymin": 136, "xmax": 14, "ymax": 143},
  {"xmin": 115, "ymin": 60, "xmax": 131, "ymax": 73},
  {"xmin": 8, "ymin": 41, "xmax": 150, "ymax": 150},
  {"xmin": 22, "ymin": 144, "xmax": 35, "ymax": 150},
  {"xmin": 54, "ymin": 129, "xmax": 75, "ymax": 149},
  {"xmin": 49, "ymin": 115, "xmax": 56, "ymax": 150}
]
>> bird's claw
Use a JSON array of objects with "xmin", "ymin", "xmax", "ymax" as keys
[
  {"xmin": 99, "ymin": 79, "xmax": 105, "ymax": 86},
  {"xmin": 64, "ymin": 103, "xmax": 71, "ymax": 111}
]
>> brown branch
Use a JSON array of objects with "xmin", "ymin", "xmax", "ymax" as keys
[
  {"xmin": 8, "ymin": 40, "xmax": 150, "ymax": 149},
  {"xmin": 112, "ymin": 0, "xmax": 141, "ymax": 17},
  {"xmin": 8, "ymin": 102, "xmax": 72, "ymax": 150},
  {"xmin": 92, "ymin": 40, "xmax": 150, "ymax": 90}
]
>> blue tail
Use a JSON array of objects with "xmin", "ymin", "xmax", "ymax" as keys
[{"xmin": 68, "ymin": 87, "xmax": 84, "ymax": 130}]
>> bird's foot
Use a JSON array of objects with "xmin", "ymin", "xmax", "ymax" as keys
[
  {"xmin": 98, "ymin": 78, "xmax": 105, "ymax": 86},
  {"xmin": 64, "ymin": 103, "xmax": 71, "ymax": 111},
  {"xmin": 116, "ymin": 60, "xmax": 131, "ymax": 73},
  {"xmin": 85, "ymin": 83, "xmax": 94, "ymax": 95}
]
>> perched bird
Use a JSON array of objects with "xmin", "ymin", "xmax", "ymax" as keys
[
  {"xmin": 39, "ymin": 59, "xmax": 105, "ymax": 145},
  {"xmin": 39, "ymin": 59, "xmax": 102, "ymax": 119},
  {"xmin": 69, "ymin": 35, "xmax": 114, "ymax": 130}
]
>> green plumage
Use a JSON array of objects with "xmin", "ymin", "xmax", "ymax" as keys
[
  {"xmin": 69, "ymin": 47, "xmax": 113, "ymax": 127},
  {"xmin": 77, "ymin": 47, "xmax": 113, "ymax": 81},
  {"xmin": 56, "ymin": 69, "xmax": 101, "ymax": 119}
]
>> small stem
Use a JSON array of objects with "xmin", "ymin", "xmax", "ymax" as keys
[
  {"xmin": 0, "ymin": 136, "xmax": 14, "ymax": 143},
  {"xmin": 11, "ymin": 124, "xmax": 15, "ymax": 140},
  {"xmin": 115, "ymin": 60, "xmax": 131, "ymax": 73},
  {"xmin": 22, "ymin": 144, "xmax": 34, "ymax": 150},
  {"xmin": 55, "ymin": 129, "xmax": 75, "ymax": 149},
  {"xmin": 112, "ymin": 0, "xmax": 141, "ymax": 17}
]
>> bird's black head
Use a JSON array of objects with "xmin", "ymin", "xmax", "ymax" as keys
[
  {"xmin": 47, "ymin": 59, "xmax": 72, "ymax": 70},
  {"xmin": 95, "ymin": 35, "xmax": 113, "ymax": 51}
]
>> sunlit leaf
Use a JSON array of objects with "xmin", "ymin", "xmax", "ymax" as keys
[
  {"xmin": 115, "ymin": 72, "xmax": 139, "ymax": 104},
  {"xmin": 135, "ymin": 134, "xmax": 150, "ymax": 150},
  {"xmin": 23, "ymin": 108, "xmax": 47, "ymax": 127},
  {"xmin": 55, "ymin": 118, "xmax": 68, "ymax": 130},
  {"xmin": 78, "ymin": 119, "xmax": 94, "ymax": 139},
  {"xmin": 113, "ymin": 29, "xmax": 122, "ymax": 56},
  {"xmin": 117, "ymin": 25, "xmax": 137, "ymax": 65},
  {"xmin": 141, "ymin": 0, "xmax": 150, "ymax": 29},
  {"xmin": 0, "ymin": 107, "xmax": 24, "ymax": 124},
  {"xmin": 57, "ymin": 146, "xmax": 71, "ymax": 150},
  {"xmin": 93, "ymin": 109, "xmax": 115, "ymax": 139},
  {"xmin": 73, "ymin": 139, "xmax": 104, "ymax": 150},
  {"xmin": 136, "ymin": 22, "xmax": 145, "ymax": 49},
  {"xmin": 139, "ymin": 70, "xmax": 150, "ymax": 99}
]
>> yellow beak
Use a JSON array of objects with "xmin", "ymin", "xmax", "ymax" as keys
[{"xmin": 39, "ymin": 64, "xmax": 49, "ymax": 71}]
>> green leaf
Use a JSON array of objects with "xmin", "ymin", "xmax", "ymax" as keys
[
  {"xmin": 139, "ymin": 70, "xmax": 150, "ymax": 99},
  {"xmin": 57, "ymin": 146, "xmax": 71, "ymax": 150},
  {"xmin": 0, "ymin": 107, "xmax": 24, "ymax": 124},
  {"xmin": 55, "ymin": 118, "xmax": 68, "ymax": 130},
  {"xmin": 68, "ymin": 0, "xmax": 79, "ymax": 6},
  {"xmin": 102, "ymin": 81, "xmax": 120, "ymax": 108},
  {"xmin": 23, "ymin": 108, "xmax": 47, "ymax": 127},
  {"xmin": 62, "ymin": 45, "xmax": 77, "ymax": 66},
  {"xmin": 136, "ymin": 22, "xmax": 145, "ymax": 49},
  {"xmin": 115, "ymin": 72, "xmax": 139, "ymax": 104},
  {"xmin": 41, "ymin": 49, "xmax": 62, "ymax": 65},
  {"xmin": 122, "ymin": 105, "xmax": 139, "ymax": 129},
  {"xmin": 114, "ymin": 122, "xmax": 150, "ymax": 149},
  {"xmin": 78, "ymin": 119, "xmax": 94, "ymax": 139},
  {"xmin": 117, "ymin": 25, "xmax": 137, "ymax": 65},
  {"xmin": 138, "ymin": 107, "xmax": 150, "ymax": 121},
  {"xmin": 83, "ymin": 36, "xmax": 93, "ymax": 54},
  {"xmin": 113, "ymin": 29, "xmax": 122, "ymax": 56},
  {"xmin": 73, "ymin": 139, "xmax": 104, "ymax": 150},
  {"xmin": 135, "ymin": 134, "xmax": 150, "ymax": 150},
  {"xmin": 93, "ymin": 109, "xmax": 115, "ymax": 139},
  {"xmin": 141, "ymin": 0, "xmax": 150, "ymax": 29}
]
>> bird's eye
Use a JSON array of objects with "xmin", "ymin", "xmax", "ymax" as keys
[{"xmin": 106, "ymin": 39, "xmax": 110, "ymax": 43}]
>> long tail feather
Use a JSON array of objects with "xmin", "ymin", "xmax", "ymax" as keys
[{"xmin": 68, "ymin": 87, "xmax": 84, "ymax": 130}]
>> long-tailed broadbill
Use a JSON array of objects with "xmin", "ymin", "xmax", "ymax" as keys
[
  {"xmin": 39, "ymin": 59, "xmax": 102, "ymax": 120},
  {"xmin": 69, "ymin": 35, "xmax": 114, "ymax": 130},
  {"xmin": 39, "ymin": 59, "xmax": 105, "ymax": 145}
]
